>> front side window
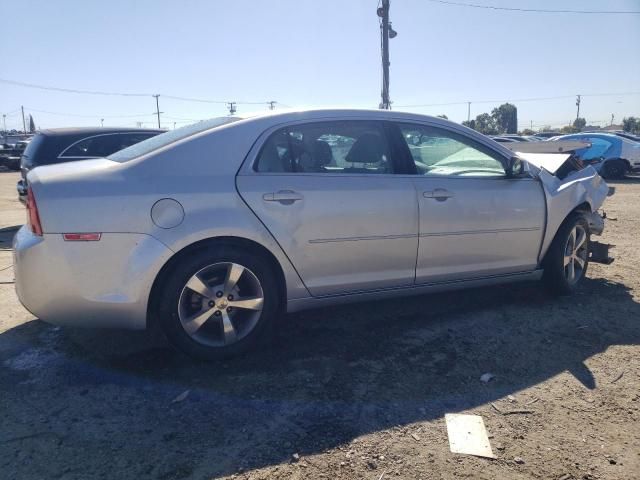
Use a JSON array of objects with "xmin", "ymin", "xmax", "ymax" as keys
[
  {"xmin": 255, "ymin": 121, "xmax": 394, "ymax": 174},
  {"xmin": 397, "ymin": 123, "xmax": 506, "ymax": 177}
]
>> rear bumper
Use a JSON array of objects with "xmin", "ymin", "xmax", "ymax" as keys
[{"xmin": 13, "ymin": 226, "xmax": 173, "ymax": 329}]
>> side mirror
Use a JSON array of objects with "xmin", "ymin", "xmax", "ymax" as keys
[{"xmin": 508, "ymin": 156, "xmax": 526, "ymax": 177}]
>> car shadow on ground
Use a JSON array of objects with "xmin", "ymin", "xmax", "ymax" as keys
[{"xmin": 1, "ymin": 276, "xmax": 639, "ymax": 478}]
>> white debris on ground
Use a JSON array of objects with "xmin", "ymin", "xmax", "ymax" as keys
[{"xmin": 445, "ymin": 413, "xmax": 495, "ymax": 459}]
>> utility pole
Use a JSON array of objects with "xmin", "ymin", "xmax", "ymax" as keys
[
  {"xmin": 575, "ymin": 95, "xmax": 581, "ymax": 120},
  {"xmin": 467, "ymin": 102, "xmax": 471, "ymax": 122},
  {"xmin": 268, "ymin": 101, "xmax": 276, "ymax": 110},
  {"xmin": 2, "ymin": 114, "xmax": 6, "ymax": 132},
  {"xmin": 153, "ymin": 94, "xmax": 162, "ymax": 128},
  {"xmin": 530, "ymin": 120, "xmax": 533, "ymax": 130},
  {"xmin": 610, "ymin": 114, "xmax": 614, "ymax": 126},
  {"xmin": 100, "ymin": 118, "xmax": 104, "ymax": 127},
  {"xmin": 378, "ymin": 0, "xmax": 395, "ymax": 110},
  {"xmin": 21, "ymin": 106, "xmax": 26, "ymax": 133},
  {"xmin": 227, "ymin": 102, "xmax": 237, "ymax": 115}
]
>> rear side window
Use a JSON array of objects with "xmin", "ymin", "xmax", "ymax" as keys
[
  {"xmin": 255, "ymin": 121, "xmax": 394, "ymax": 174},
  {"xmin": 61, "ymin": 134, "xmax": 121, "ymax": 157},
  {"xmin": 60, "ymin": 133, "xmax": 160, "ymax": 158}
]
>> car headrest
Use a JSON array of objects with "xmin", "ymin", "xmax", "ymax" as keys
[
  {"xmin": 310, "ymin": 140, "xmax": 333, "ymax": 166},
  {"xmin": 345, "ymin": 133, "xmax": 385, "ymax": 164}
]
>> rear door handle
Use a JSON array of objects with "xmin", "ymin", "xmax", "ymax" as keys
[
  {"xmin": 423, "ymin": 188, "xmax": 455, "ymax": 201},
  {"xmin": 262, "ymin": 190, "xmax": 303, "ymax": 204}
]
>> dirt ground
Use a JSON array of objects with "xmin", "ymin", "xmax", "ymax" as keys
[{"xmin": 0, "ymin": 168, "xmax": 638, "ymax": 480}]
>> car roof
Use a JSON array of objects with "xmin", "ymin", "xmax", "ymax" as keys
[{"xmin": 37, "ymin": 127, "xmax": 166, "ymax": 136}]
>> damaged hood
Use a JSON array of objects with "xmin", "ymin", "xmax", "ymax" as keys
[{"xmin": 518, "ymin": 153, "xmax": 572, "ymax": 175}]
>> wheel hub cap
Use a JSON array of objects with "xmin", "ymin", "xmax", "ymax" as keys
[
  {"xmin": 177, "ymin": 262, "xmax": 264, "ymax": 347},
  {"xmin": 564, "ymin": 225, "xmax": 588, "ymax": 285}
]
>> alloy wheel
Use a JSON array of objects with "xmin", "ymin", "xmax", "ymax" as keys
[
  {"xmin": 563, "ymin": 225, "xmax": 588, "ymax": 285},
  {"xmin": 178, "ymin": 262, "xmax": 264, "ymax": 347}
]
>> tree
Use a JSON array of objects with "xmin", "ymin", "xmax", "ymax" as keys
[
  {"xmin": 473, "ymin": 113, "xmax": 499, "ymax": 135},
  {"xmin": 491, "ymin": 103, "xmax": 518, "ymax": 134},
  {"xmin": 573, "ymin": 117, "xmax": 586, "ymax": 131},
  {"xmin": 437, "ymin": 114, "xmax": 448, "ymax": 120},
  {"xmin": 462, "ymin": 119, "xmax": 476, "ymax": 130},
  {"xmin": 28, "ymin": 115, "xmax": 36, "ymax": 133},
  {"xmin": 520, "ymin": 128, "xmax": 535, "ymax": 135},
  {"xmin": 623, "ymin": 117, "xmax": 639, "ymax": 134},
  {"xmin": 560, "ymin": 125, "xmax": 580, "ymax": 134}
]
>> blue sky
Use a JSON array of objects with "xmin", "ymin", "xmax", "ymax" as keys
[{"xmin": 2, "ymin": 0, "xmax": 639, "ymax": 131}]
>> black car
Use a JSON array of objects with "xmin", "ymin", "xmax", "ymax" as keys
[
  {"xmin": 0, "ymin": 139, "xmax": 32, "ymax": 171},
  {"xmin": 17, "ymin": 127, "xmax": 165, "ymax": 202}
]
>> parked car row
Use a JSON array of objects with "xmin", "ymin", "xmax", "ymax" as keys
[
  {"xmin": 489, "ymin": 131, "xmax": 640, "ymax": 179},
  {"xmin": 546, "ymin": 133, "xmax": 640, "ymax": 179},
  {"xmin": 0, "ymin": 138, "xmax": 32, "ymax": 171}
]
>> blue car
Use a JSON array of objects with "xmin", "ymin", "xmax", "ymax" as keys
[{"xmin": 550, "ymin": 133, "xmax": 640, "ymax": 179}]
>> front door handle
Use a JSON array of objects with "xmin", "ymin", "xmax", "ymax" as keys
[
  {"xmin": 423, "ymin": 188, "xmax": 455, "ymax": 201},
  {"xmin": 262, "ymin": 190, "xmax": 303, "ymax": 204}
]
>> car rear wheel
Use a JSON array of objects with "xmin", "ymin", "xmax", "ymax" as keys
[
  {"xmin": 157, "ymin": 245, "xmax": 279, "ymax": 360},
  {"xmin": 602, "ymin": 159, "xmax": 627, "ymax": 180},
  {"xmin": 543, "ymin": 214, "xmax": 590, "ymax": 295}
]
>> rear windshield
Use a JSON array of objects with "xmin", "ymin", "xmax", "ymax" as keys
[{"xmin": 108, "ymin": 117, "xmax": 241, "ymax": 162}]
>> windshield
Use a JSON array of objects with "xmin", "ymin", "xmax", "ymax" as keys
[{"xmin": 108, "ymin": 117, "xmax": 241, "ymax": 162}]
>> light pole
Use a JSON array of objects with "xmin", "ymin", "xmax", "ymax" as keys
[
  {"xmin": 377, "ymin": 0, "xmax": 397, "ymax": 110},
  {"xmin": 153, "ymin": 94, "xmax": 162, "ymax": 128}
]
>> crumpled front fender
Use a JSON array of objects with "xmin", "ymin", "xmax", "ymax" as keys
[{"xmin": 537, "ymin": 165, "xmax": 609, "ymax": 261}]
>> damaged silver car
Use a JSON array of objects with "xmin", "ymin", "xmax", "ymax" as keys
[{"xmin": 13, "ymin": 110, "xmax": 613, "ymax": 359}]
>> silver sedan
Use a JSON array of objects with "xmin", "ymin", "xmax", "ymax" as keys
[{"xmin": 13, "ymin": 110, "xmax": 611, "ymax": 359}]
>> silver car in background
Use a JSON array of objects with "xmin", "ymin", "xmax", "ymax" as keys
[{"xmin": 13, "ymin": 110, "xmax": 612, "ymax": 359}]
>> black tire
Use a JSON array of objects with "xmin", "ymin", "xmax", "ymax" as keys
[
  {"xmin": 601, "ymin": 159, "xmax": 627, "ymax": 180},
  {"xmin": 156, "ymin": 244, "xmax": 280, "ymax": 360},
  {"xmin": 542, "ymin": 214, "xmax": 590, "ymax": 295}
]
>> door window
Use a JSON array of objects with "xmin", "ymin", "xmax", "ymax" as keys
[
  {"xmin": 255, "ymin": 121, "xmax": 394, "ymax": 174},
  {"xmin": 397, "ymin": 124, "xmax": 507, "ymax": 177}
]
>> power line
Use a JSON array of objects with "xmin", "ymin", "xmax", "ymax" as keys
[
  {"xmin": 424, "ymin": 0, "xmax": 640, "ymax": 15},
  {"xmin": 0, "ymin": 78, "xmax": 149, "ymax": 97},
  {"xmin": 23, "ymin": 107, "xmax": 158, "ymax": 118},
  {"xmin": 0, "ymin": 78, "xmax": 280, "ymax": 105}
]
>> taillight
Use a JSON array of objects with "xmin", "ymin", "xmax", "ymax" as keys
[{"xmin": 26, "ymin": 187, "xmax": 43, "ymax": 236}]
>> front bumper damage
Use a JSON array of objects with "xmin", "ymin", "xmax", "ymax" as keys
[{"xmin": 585, "ymin": 210, "xmax": 614, "ymax": 265}]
